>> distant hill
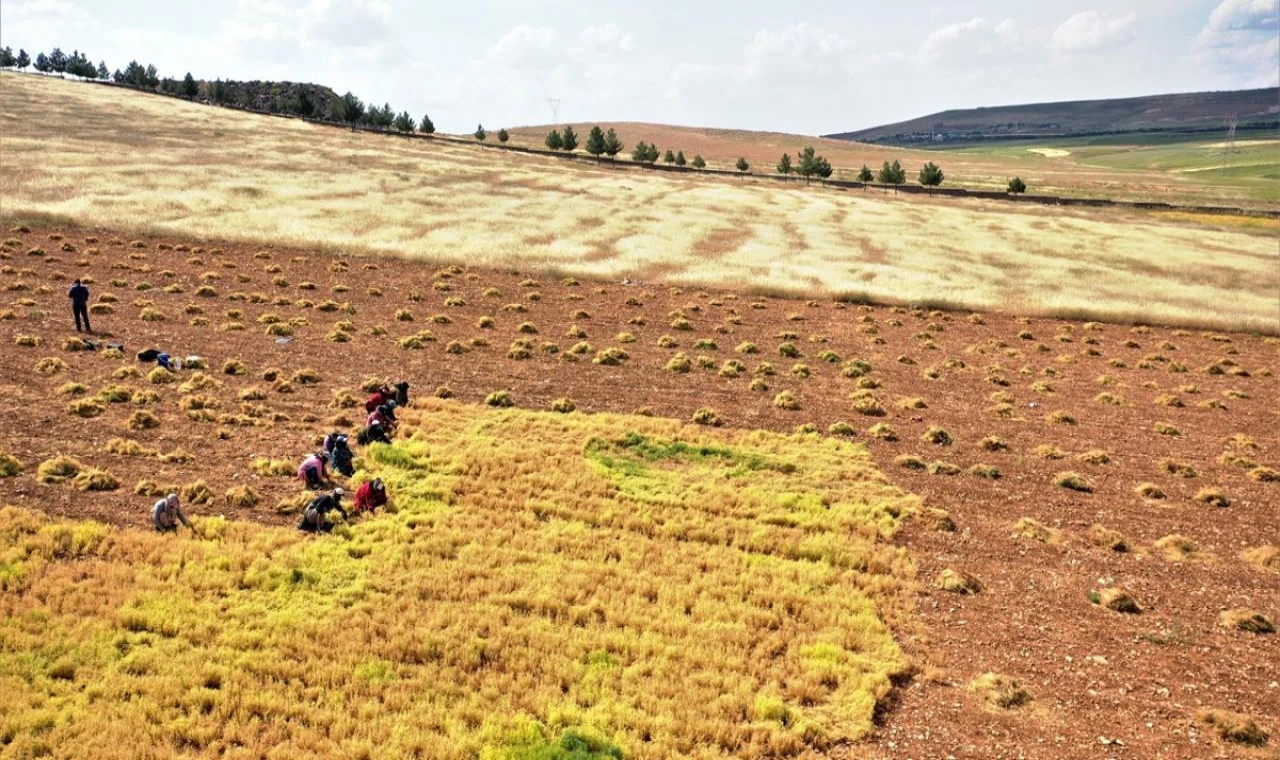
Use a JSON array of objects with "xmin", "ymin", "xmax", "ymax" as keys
[{"xmin": 827, "ymin": 88, "xmax": 1280, "ymax": 145}]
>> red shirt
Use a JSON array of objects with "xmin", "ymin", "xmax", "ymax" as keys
[{"xmin": 354, "ymin": 481, "xmax": 387, "ymax": 514}]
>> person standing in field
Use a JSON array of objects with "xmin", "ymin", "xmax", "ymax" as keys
[
  {"xmin": 68, "ymin": 279, "xmax": 91, "ymax": 333},
  {"xmin": 152, "ymin": 493, "xmax": 192, "ymax": 533}
]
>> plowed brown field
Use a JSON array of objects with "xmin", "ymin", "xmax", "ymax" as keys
[{"xmin": 1, "ymin": 223, "xmax": 1276, "ymax": 759}]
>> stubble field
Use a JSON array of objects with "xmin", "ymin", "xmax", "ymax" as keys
[{"xmin": 0, "ymin": 222, "xmax": 1276, "ymax": 759}]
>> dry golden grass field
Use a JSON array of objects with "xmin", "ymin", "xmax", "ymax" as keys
[{"xmin": 2, "ymin": 72, "xmax": 1277, "ymax": 333}]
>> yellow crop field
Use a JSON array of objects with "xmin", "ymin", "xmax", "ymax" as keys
[
  {"xmin": 0, "ymin": 403, "xmax": 919, "ymax": 759},
  {"xmin": 1, "ymin": 72, "xmax": 1277, "ymax": 332}
]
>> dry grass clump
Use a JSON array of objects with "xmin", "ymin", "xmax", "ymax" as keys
[
  {"xmin": 592, "ymin": 347, "xmax": 630, "ymax": 366},
  {"xmin": 851, "ymin": 391, "xmax": 885, "ymax": 417},
  {"xmin": 1240, "ymin": 545, "xmax": 1279, "ymax": 572},
  {"xmin": 1094, "ymin": 392, "xmax": 1125, "ymax": 405},
  {"xmin": 935, "ymin": 568, "xmax": 983, "ymax": 595},
  {"xmin": 182, "ymin": 480, "xmax": 216, "ymax": 505},
  {"xmin": 36, "ymin": 455, "xmax": 83, "ymax": 484},
  {"xmin": 139, "ymin": 307, "xmax": 167, "ymax": 322},
  {"xmin": 397, "ymin": 330, "xmax": 435, "ymax": 350},
  {"xmin": 1218, "ymin": 609, "xmax": 1275, "ymax": 635},
  {"xmin": 897, "ymin": 397, "xmax": 928, "ymax": 410},
  {"xmin": 485, "ymin": 390, "xmax": 515, "ymax": 408},
  {"xmin": 970, "ymin": 673, "xmax": 1031, "ymax": 709},
  {"xmin": 225, "ymin": 485, "xmax": 261, "ymax": 508},
  {"xmin": 1154, "ymin": 534, "xmax": 1197, "ymax": 561},
  {"xmin": 827, "ymin": 421, "xmax": 856, "ymax": 437},
  {"xmin": 922, "ymin": 507, "xmax": 956, "ymax": 532},
  {"xmin": 1092, "ymin": 587, "xmax": 1141, "ymax": 614},
  {"xmin": 67, "ymin": 398, "xmax": 106, "ymax": 418},
  {"xmin": 920, "ymin": 427, "xmax": 953, "ymax": 446},
  {"xmin": 60, "ymin": 381, "xmax": 88, "ymax": 395},
  {"xmin": 978, "ymin": 436, "xmax": 1008, "ymax": 452},
  {"xmin": 867, "ymin": 423, "xmax": 898, "ymax": 441},
  {"xmin": 1153, "ymin": 422, "xmax": 1181, "ymax": 436},
  {"xmin": 1076, "ymin": 449, "xmax": 1111, "ymax": 465},
  {"xmin": 968, "ymin": 463, "xmax": 1001, "ymax": 479},
  {"xmin": 106, "ymin": 437, "xmax": 156, "ymax": 457},
  {"xmin": 1197, "ymin": 709, "xmax": 1270, "ymax": 747},
  {"xmin": 894, "ymin": 455, "xmax": 926, "ymax": 470},
  {"xmin": 0, "ymin": 452, "xmax": 25, "ymax": 478},
  {"xmin": 1158, "ymin": 459, "xmax": 1196, "ymax": 478},
  {"xmin": 147, "ymin": 367, "xmax": 176, "ymax": 385},
  {"xmin": 14, "ymin": 334, "xmax": 42, "ymax": 347},
  {"xmin": 691, "ymin": 407, "xmax": 723, "ymax": 426},
  {"xmin": 928, "ymin": 460, "xmax": 961, "ymax": 476},
  {"xmin": 1194, "ymin": 487, "xmax": 1230, "ymax": 507},
  {"xmin": 1087, "ymin": 524, "xmax": 1130, "ymax": 552},
  {"xmin": 131, "ymin": 389, "xmax": 160, "ymax": 405},
  {"xmin": 1045, "ymin": 410, "xmax": 1077, "ymax": 425},
  {"xmin": 1247, "ymin": 466, "xmax": 1278, "ymax": 482},
  {"xmin": 33, "ymin": 357, "xmax": 67, "ymax": 375},
  {"xmin": 1011, "ymin": 517, "xmax": 1056, "ymax": 543},
  {"xmin": 265, "ymin": 322, "xmax": 294, "ymax": 337},
  {"xmin": 773, "ymin": 391, "xmax": 800, "ymax": 411},
  {"xmin": 665, "ymin": 352, "xmax": 692, "ymax": 373},
  {"xmin": 73, "ymin": 468, "xmax": 119, "ymax": 492},
  {"xmin": 1054, "ymin": 471, "xmax": 1092, "ymax": 492},
  {"xmin": 126, "ymin": 410, "xmax": 161, "ymax": 430}
]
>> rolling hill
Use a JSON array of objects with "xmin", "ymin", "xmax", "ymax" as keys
[{"xmin": 826, "ymin": 88, "xmax": 1280, "ymax": 145}]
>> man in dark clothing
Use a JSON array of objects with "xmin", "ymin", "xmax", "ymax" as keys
[
  {"xmin": 68, "ymin": 279, "xmax": 91, "ymax": 333},
  {"xmin": 298, "ymin": 488, "xmax": 347, "ymax": 533}
]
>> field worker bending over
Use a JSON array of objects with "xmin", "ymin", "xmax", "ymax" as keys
[
  {"xmin": 323, "ymin": 432, "xmax": 356, "ymax": 477},
  {"xmin": 367, "ymin": 403, "xmax": 397, "ymax": 432},
  {"xmin": 298, "ymin": 451, "xmax": 333, "ymax": 490},
  {"xmin": 298, "ymin": 488, "xmax": 347, "ymax": 533},
  {"xmin": 68, "ymin": 278, "xmax": 91, "ymax": 333},
  {"xmin": 353, "ymin": 478, "xmax": 388, "ymax": 516},
  {"xmin": 153, "ymin": 493, "xmax": 191, "ymax": 533}
]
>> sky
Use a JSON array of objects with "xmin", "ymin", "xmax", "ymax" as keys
[{"xmin": 1, "ymin": 0, "xmax": 1277, "ymax": 134}]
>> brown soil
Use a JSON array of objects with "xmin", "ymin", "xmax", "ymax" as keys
[{"xmin": 2, "ymin": 224, "xmax": 1277, "ymax": 759}]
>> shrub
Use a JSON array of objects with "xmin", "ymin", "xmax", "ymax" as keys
[
  {"xmin": 935, "ymin": 568, "xmax": 983, "ymax": 595},
  {"xmin": 127, "ymin": 410, "xmax": 160, "ymax": 430},
  {"xmin": 37, "ymin": 455, "xmax": 83, "ymax": 484},
  {"xmin": 828, "ymin": 421, "xmax": 856, "ymax": 437},
  {"xmin": 1197, "ymin": 709, "xmax": 1270, "ymax": 747},
  {"xmin": 225, "ymin": 485, "xmax": 261, "ymax": 508},
  {"xmin": 485, "ymin": 390, "xmax": 515, "ymax": 408},
  {"xmin": 920, "ymin": 427, "xmax": 952, "ymax": 446},
  {"xmin": 1195, "ymin": 488, "xmax": 1230, "ymax": 508},
  {"xmin": 777, "ymin": 342, "xmax": 800, "ymax": 358},
  {"xmin": 550, "ymin": 397, "xmax": 576, "ymax": 413},
  {"xmin": 665, "ymin": 353, "xmax": 692, "ymax": 373},
  {"xmin": 691, "ymin": 408, "xmax": 723, "ymax": 427},
  {"xmin": 867, "ymin": 423, "xmax": 898, "ymax": 441},
  {"xmin": 0, "ymin": 452, "xmax": 25, "ymax": 478},
  {"xmin": 1092, "ymin": 588, "xmax": 1141, "ymax": 614},
  {"xmin": 68, "ymin": 399, "xmax": 106, "ymax": 418},
  {"xmin": 969, "ymin": 673, "xmax": 1031, "ymax": 709},
  {"xmin": 183, "ymin": 480, "xmax": 216, "ymax": 506},
  {"xmin": 894, "ymin": 455, "xmax": 926, "ymax": 470},
  {"xmin": 790, "ymin": 363, "xmax": 811, "ymax": 379},
  {"xmin": 1011, "ymin": 518, "xmax": 1054, "ymax": 543},
  {"xmin": 1054, "ymin": 472, "xmax": 1092, "ymax": 492},
  {"xmin": 773, "ymin": 391, "xmax": 800, "ymax": 410},
  {"xmin": 35, "ymin": 357, "xmax": 67, "ymax": 374},
  {"xmin": 73, "ymin": 468, "xmax": 120, "ymax": 491}
]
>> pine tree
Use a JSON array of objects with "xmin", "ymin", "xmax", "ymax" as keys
[
  {"xmin": 545, "ymin": 130, "xmax": 564, "ymax": 150},
  {"xmin": 1007, "ymin": 177, "xmax": 1027, "ymax": 194},
  {"xmin": 918, "ymin": 162, "xmax": 944, "ymax": 190},
  {"xmin": 497, "ymin": 128, "xmax": 509, "ymax": 143},
  {"xmin": 877, "ymin": 160, "xmax": 906, "ymax": 190},
  {"xmin": 49, "ymin": 47, "xmax": 68, "ymax": 76},
  {"xmin": 474, "ymin": 124, "xmax": 486, "ymax": 140},
  {"xmin": 736, "ymin": 157, "xmax": 750, "ymax": 173},
  {"xmin": 561, "ymin": 125, "xmax": 578, "ymax": 151},
  {"xmin": 585, "ymin": 126, "xmax": 607, "ymax": 158},
  {"xmin": 603, "ymin": 128, "xmax": 623, "ymax": 160},
  {"xmin": 17, "ymin": 50, "xmax": 31, "ymax": 70},
  {"xmin": 420, "ymin": 114, "xmax": 435, "ymax": 134},
  {"xmin": 691, "ymin": 154, "xmax": 706, "ymax": 168},
  {"xmin": 34, "ymin": 52, "xmax": 50, "ymax": 73},
  {"xmin": 0, "ymin": 48, "xmax": 14, "ymax": 68},
  {"xmin": 332, "ymin": 92, "xmax": 365, "ymax": 130},
  {"xmin": 663, "ymin": 149, "xmax": 676, "ymax": 164},
  {"xmin": 394, "ymin": 111, "xmax": 415, "ymax": 132},
  {"xmin": 181, "ymin": 72, "xmax": 198, "ymax": 98},
  {"xmin": 777, "ymin": 153, "xmax": 792, "ymax": 174},
  {"xmin": 857, "ymin": 165, "xmax": 874, "ymax": 182},
  {"xmin": 675, "ymin": 151, "xmax": 686, "ymax": 166}
]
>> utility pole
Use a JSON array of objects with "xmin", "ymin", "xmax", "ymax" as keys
[
  {"xmin": 1221, "ymin": 115, "xmax": 1238, "ymax": 174},
  {"xmin": 548, "ymin": 98, "xmax": 561, "ymax": 125}
]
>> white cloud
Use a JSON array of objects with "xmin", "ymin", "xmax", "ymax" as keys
[
  {"xmin": 486, "ymin": 25, "xmax": 561, "ymax": 68},
  {"xmin": 1051, "ymin": 10, "xmax": 1138, "ymax": 55},
  {"xmin": 1194, "ymin": 0, "xmax": 1280, "ymax": 86},
  {"xmin": 0, "ymin": 0, "xmax": 94, "ymax": 52},
  {"xmin": 920, "ymin": 18, "xmax": 1021, "ymax": 63},
  {"xmin": 579, "ymin": 23, "xmax": 634, "ymax": 54}
]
